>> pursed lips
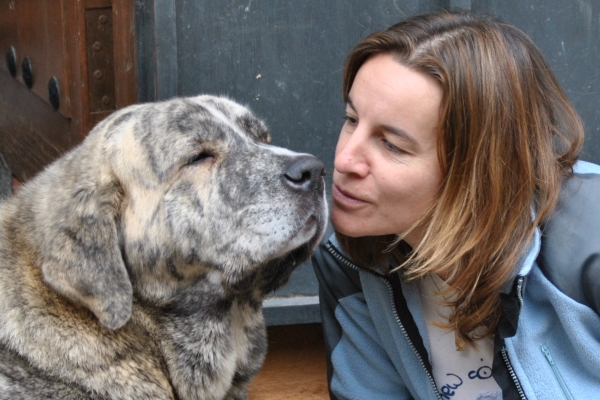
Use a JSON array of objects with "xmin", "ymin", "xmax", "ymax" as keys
[{"xmin": 332, "ymin": 184, "xmax": 368, "ymax": 207}]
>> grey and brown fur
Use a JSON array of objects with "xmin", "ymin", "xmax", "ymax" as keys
[{"xmin": 0, "ymin": 95, "xmax": 328, "ymax": 399}]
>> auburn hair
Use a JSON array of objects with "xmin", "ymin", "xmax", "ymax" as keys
[{"xmin": 336, "ymin": 11, "xmax": 584, "ymax": 347}]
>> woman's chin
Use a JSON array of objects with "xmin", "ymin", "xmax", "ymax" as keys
[
  {"xmin": 331, "ymin": 218, "xmax": 355, "ymax": 237},
  {"xmin": 331, "ymin": 211, "xmax": 370, "ymax": 238}
]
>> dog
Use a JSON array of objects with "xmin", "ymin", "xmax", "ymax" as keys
[{"xmin": 0, "ymin": 95, "xmax": 328, "ymax": 399}]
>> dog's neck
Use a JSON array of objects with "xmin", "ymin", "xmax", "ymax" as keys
[{"xmin": 130, "ymin": 283, "xmax": 267, "ymax": 400}]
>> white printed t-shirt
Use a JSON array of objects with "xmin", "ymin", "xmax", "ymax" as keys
[{"xmin": 419, "ymin": 274, "xmax": 502, "ymax": 400}]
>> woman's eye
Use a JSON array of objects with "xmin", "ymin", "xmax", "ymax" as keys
[
  {"xmin": 382, "ymin": 138, "xmax": 405, "ymax": 155},
  {"xmin": 342, "ymin": 115, "xmax": 358, "ymax": 126},
  {"xmin": 187, "ymin": 152, "xmax": 215, "ymax": 165}
]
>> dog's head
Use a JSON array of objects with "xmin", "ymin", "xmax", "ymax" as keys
[{"xmin": 31, "ymin": 95, "xmax": 327, "ymax": 330}]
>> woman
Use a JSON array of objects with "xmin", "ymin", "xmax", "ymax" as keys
[{"xmin": 312, "ymin": 10, "xmax": 600, "ymax": 400}]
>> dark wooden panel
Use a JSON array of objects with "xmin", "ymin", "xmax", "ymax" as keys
[
  {"xmin": 0, "ymin": 0, "xmax": 71, "ymax": 117},
  {"xmin": 0, "ymin": 0, "xmax": 138, "ymax": 181},
  {"xmin": 85, "ymin": 7, "xmax": 117, "ymax": 113},
  {"xmin": 0, "ymin": 2, "xmax": 19, "ymax": 77},
  {"xmin": 86, "ymin": 0, "xmax": 111, "ymax": 8},
  {"xmin": 111, "ymin": 0, "xmax": 138, "ymax": 110},
  {"xmin": 0, "ymin": 72, "xmax": 72, "ymax": 181}
]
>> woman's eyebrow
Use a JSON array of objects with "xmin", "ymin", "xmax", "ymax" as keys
[
  {"xmin": 346, "ymin": 96, "xmax": 419, "ymax": 148},
  {"xmin": 346, "ymin": 97, "xmax": 357, "ymax": 113}
]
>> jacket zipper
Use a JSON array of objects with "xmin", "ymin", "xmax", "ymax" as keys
[
  {"xmin": 516, "ymin": 277, "xmax": 524, "ymax": 307},
  {"xmin": 540, "ymin": 345, "xmax": 575, "ymax": 400},
  {"xmin": 325, "ymin": 242, "xmax": 443, "ymax": 400},
  {"xmin": 501, "ymin": 346, "xmax": 527, "ymax": 400},
  {"xmin": 500, "ymin": 276, "xmax": 527, "ymax": 400}
]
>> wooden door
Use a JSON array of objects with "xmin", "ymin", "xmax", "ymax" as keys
[{"xmin": 0, "ymin": 0, "xmax": 137, "ymax": 181}]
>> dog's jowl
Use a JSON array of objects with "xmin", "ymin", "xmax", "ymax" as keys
[{"xmin": 0, "ymin": 95, "xmax": 328, "ymax": 400}]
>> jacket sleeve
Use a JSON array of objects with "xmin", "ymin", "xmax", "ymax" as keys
[
  {"xmin": 583, "ymin": 254, "xmax": 600, "ymax": 314},
  {"xmin": 312, "ymin": 240, "xmax": 413, "ymax": 400},
  {"xmin": 538, "ymin": 162, "xmax": 600, "ymax": 315}
]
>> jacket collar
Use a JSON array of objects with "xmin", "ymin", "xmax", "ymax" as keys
[
  {"xmin": 329, "ymin": 226, "xmax": 541, "ymax": 291},
  {"xmin": 500, "ymin": 226, "xmax": 540, "ymax": 294}
]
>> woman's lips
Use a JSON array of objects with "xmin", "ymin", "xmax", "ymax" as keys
[{"xmin": 332, "ymin": 184, "xmax": 367, "ymax": 207}]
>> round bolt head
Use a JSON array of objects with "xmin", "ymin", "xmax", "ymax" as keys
[
  {"xmin": 48, "ymin": 76, "xmax": 60, "ymax": 110},
  {"xmin": 5, "ymin": 46, "xmax": 17, "ymax": 77},
  {"xmin": 22, "ymin": 56, "xmax": 33, "ymax": 88}
]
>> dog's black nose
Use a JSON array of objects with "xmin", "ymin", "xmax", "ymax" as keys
[{"xmin": 284, "ymin": 155, "xmax": 325, "ymax": 191}]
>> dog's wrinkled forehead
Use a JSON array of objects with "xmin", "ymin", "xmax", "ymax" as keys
[
  {"xmin": 190, "ymin": 96, "xmax": 271, "ymax": 144},
  {"xmin": 107, "ymin": 95, "xmax": 273, "ymax": 183}
]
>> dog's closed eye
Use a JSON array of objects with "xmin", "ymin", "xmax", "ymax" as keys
[{"xmin": 187, "ymin": 152, "xmax": 215, "ymax": 166}]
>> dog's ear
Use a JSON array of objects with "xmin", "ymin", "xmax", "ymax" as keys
[{"xmin": 40, "ymin": 158, "xmax": 132, "ymax": 331}]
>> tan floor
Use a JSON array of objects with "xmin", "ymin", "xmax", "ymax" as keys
[{"xmin": 249, "ymin": 323, "xmax": 329, "ymax": 400}]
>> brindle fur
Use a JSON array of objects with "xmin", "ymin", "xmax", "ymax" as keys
[{"xmin": 0, "ymin": 95, "xmax": 327, "ymax": 399}]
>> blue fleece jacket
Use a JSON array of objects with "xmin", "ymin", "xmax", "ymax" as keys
[{"xmin": 312, "ymin": 161, "xmax": 600, "ymax": 400}]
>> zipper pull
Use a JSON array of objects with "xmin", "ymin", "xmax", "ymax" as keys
[{"xmin": 541, "ymin": 345, "xmax": 555, "ymax": 365}]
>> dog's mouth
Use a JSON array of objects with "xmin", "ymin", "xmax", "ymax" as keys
[
  {"xmin": 227, "ymin": 186, "xmax": 328, "ymax": 296},
  {"xmin": 255, "ymin": 238, "xmax": 317, "ymax": 296},
  {"xmin": 226, "ymin": 212, "xmax": 325, "ymax": 296},
  {"xmin": 251, "ymin": 212, "xmax": 325, "ymax": 296},
  {"xmin": 284, "ymin": 215, "xmax": 319, "ymax": 251}
]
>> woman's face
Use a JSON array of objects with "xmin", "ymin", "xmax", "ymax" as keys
[{"xmin": 332, "ymin": 53, "xmax": 444, "ymax": 248}]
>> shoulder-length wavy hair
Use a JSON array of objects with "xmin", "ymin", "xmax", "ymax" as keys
[{"xmin": 336, "ymin": 11, "xmax": 583, "ymax": 348}]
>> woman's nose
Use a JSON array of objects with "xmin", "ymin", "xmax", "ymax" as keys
[{"xmin": 334, "ymin": 130, "xmax": 370, "ymax": 177}]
